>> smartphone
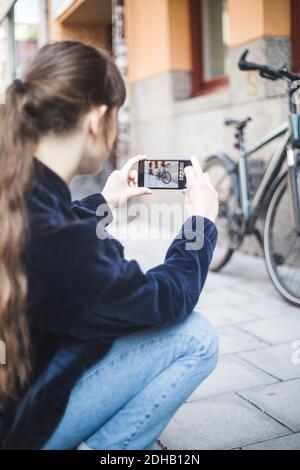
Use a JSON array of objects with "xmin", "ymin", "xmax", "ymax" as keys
[{"xmin": 138, "ymin": 159, "xmax": 191, "ymax": 190}]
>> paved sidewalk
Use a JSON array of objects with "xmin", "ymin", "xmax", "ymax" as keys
[{"xmin": 115, "ymin": 221, "xmax": 300, "ymax": 450}]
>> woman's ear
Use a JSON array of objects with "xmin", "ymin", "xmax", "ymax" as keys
[{"xmin": 86, "ymin": 105, "xmax": 108, "ymax": 138}]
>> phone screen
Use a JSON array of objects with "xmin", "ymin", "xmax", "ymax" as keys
[{"xmin": 140, "ymin": 160, "xmax": 191, "ymax": 189}]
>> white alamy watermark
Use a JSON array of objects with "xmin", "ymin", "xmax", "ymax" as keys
[
  {"xmin": 96, "ymin": 201, "xmax": 206, "ymax": 251},
  {"xmin": 291, "ymin": 340, "xmax": 300, "ymax": 366},
  {"xmin": 0, "ymin": 339, "xmax": 6, "ymax": 365}
]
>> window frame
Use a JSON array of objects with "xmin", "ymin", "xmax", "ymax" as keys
[
  {"xmin": 1, "ymin": 0, "xmax": 48, "ymax": 81},
  {"xmin": 190, "ymin": 0, "xmax": 229, "ymax": 97},
  {"xmin": 291, "ymin": 0, "xmax": 300, "ymax": 73}
]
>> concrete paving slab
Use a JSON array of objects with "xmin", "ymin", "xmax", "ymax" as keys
[
  {"xmin": 159, "ymin": 394, "xmax": 290, "ymax": 450},
  {"xmin": 197, "ymin": 288, "xmax": 290, "ymax": 325},
  {"xmin": 239, "ymin": 379, "xmax": 300, "ymax": 432},
  {"xmin": 186, "ymin": 355, "xmax": 278, "ymax": 401},
  {"xmin": 239, "ymin": 343, "xmax": 300, "ymax": 381},
  {"xmin": 196, "ymin": 302, "xmax": 257, "ymax": 327},
  {"xmin": 218, "ymin": 325, "xmax": 268, "ymax": 355},
  {"xmin": 239, "ymin": 315, "xmax": 300, "ymax": 345},
  {"xmin": 151, "ymin": 441, "xmax": 163, "ymax": 451},
  {"xmin": 242, "ymin": 432, "xmax": 300, "ymax": 450},
  {"xmin": 238, "ymin": 295, "xmax": 295, "ymax": 320},
  {"xmin": 214, "ymin": 253, "xmax": 269, "ymax": 286}
]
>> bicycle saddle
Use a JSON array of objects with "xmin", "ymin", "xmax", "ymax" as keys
[{"xmin": 224, "ymin": 117, "xmax": 252, "ymax": 129}]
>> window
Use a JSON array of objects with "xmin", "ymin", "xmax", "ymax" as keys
[
  {"xmin": 0, "ymin": 0, "xmax": 47, "ymax": 100},
  {"xmin": 0, "ymin": 19, "xmax": 9, "ymax": 101},
  {"xmin": 190, "ymin": 0, "xmax": 229, "ymax": 96},
  {"xmin": 14, "ymin": 0, "xmax": 41, "ymax": 76},
  {"xmin": 291, "ymin": 0, "xmax": 300, "ymax": 73}
]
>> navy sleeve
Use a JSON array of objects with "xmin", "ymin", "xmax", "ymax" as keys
[
  {"xmin": 97, "ymin": 217, "xmax": 217, "ymax": 332},
  {"xmin": 72, "ymin": 193, "xmax": 113, "ymax": 226},
  {"xmin": 29, "ymin": 214, "xmax": 217, "ymax": 339}
]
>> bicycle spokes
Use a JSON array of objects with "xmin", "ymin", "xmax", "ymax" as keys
[
  {"xmin": 268, "ymin": 170, "xmax": 300, "ymax": 301},
  {"xmin": 287, "ymin": 148, "xmax": 300, "ymax": 234}
]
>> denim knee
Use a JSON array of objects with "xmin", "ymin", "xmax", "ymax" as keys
[{"xmin": 185, "ymin": 312, "xmax": 219, "ymax": 374}]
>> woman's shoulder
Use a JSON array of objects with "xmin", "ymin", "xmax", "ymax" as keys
[{"xmin": 26, "ymin": 183, "xmax": 123, "ymax": 263}]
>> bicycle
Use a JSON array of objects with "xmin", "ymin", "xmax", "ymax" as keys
[
  {"xmin": 156, "ymin": 168, "xmax": 172, "ymax": 185},
  {"xmin": 204, "ymin": 50, "xmax": 300, "ymax": 306}
]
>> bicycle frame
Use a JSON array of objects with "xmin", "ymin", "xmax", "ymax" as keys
[
  {"xmin": 238, "ymin": 115, "xmax": 300, "ymax": 235},
  {"xmin": 288, "ymin": 107, "xmax": 300, "ymax": 233},
  {"xmin": 238, "ymin": 122, "xmax": 289, "ymax": 232}
]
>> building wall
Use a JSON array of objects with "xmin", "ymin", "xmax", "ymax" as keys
[
  {"xmin": 49, "ymin": 19, "xmax": 109, "ymax": 46},
  {"xmin": 45, "ymin": 0, "xmax": 295, "ymax": 254},
  {"xmin": 48, "ymin": 0, "xmax": 110, "ymax": 48},
  {"xmin": 125, "ymin": 0, "xmax": 293, "ymax": 255},
  {"xmin": 169, "ymin": 0, "xmax": 192, "ymax": 72},
  {"xmin": 1, "ymin": 0, "xmax": 293, "ymax": 254}
]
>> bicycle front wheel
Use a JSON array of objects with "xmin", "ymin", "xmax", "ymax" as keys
[{"xmin": 264, "ymin": 167, "xmax": 300, "ymax": 306}]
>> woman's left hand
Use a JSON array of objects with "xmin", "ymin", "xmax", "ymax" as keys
[{"xmin": 102, "ymin": 155, "xmax": 152, "ymax": 209}]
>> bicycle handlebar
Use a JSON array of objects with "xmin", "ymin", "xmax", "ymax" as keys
[{"xmin": 238, "ymin": 50, "xmax": 300, "ymax": 82}]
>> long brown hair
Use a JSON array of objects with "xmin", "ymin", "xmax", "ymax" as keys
[{"xmin": 0, "ymin": 41, "xmax": 126, "ymax": 408}]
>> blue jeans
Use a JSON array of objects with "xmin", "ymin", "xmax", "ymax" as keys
[{"xmin": 42, "ymin": 311, "xmax": 218, "ymax": 450}]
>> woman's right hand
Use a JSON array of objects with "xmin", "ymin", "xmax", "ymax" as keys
[{"xmin": 183, "ymin": 156, "xmax": 219, "ymax": 223}]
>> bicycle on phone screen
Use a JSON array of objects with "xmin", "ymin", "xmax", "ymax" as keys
[
  {"xmin": 156, "ymin": 168, "xmax": 172, "ymax": 185},
  {"xmin": 204, "ymin": 50, "xmax": 300, "ymax": 306}
]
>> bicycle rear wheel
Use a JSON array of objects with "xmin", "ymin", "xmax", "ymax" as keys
[
  {"xmin": 204, "ymin": 156, "xmax": 239, "ymax": 271},
  {"xmin": 264, "ymin": 167, "xmax": 300, "ymax": 306}
]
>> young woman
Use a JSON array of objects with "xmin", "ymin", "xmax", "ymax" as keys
[{"xmin": 0, "ymin": 41, "xmax": 219, "ymax": 451}]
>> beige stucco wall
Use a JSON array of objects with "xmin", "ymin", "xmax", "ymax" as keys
[
  {"xmin": 169, "ymin": 0, "xmax": 192, "ymax": 72},
  {"xmin": 228, "ymin": 0, "xmax": 291, "ymax": 47},
  {"xmin": 263, "ymin": 0, "xmax": 291, "ymax": 37},
  {"xmin": 125, "ymin": 0, "xmax": 171, "ymax": 83},
  {"xmin": 49, "ymin": 20, "xmax": 108, "ymax": 47},
  {"xmin": 125, "ymin": 0, "xmax": 192, "ymax": 83},
  {"xmin": 125, "ymin": 0, "xmax": 292, "ymax": 83},
  {"xmin": 228, "ymin": 0, "xmax": 265, "ymax": 46}
]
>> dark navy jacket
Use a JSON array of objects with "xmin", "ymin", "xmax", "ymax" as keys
[{"xmin": 0, "ymin": 159, "xmax": 217, "ymax": 450}]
